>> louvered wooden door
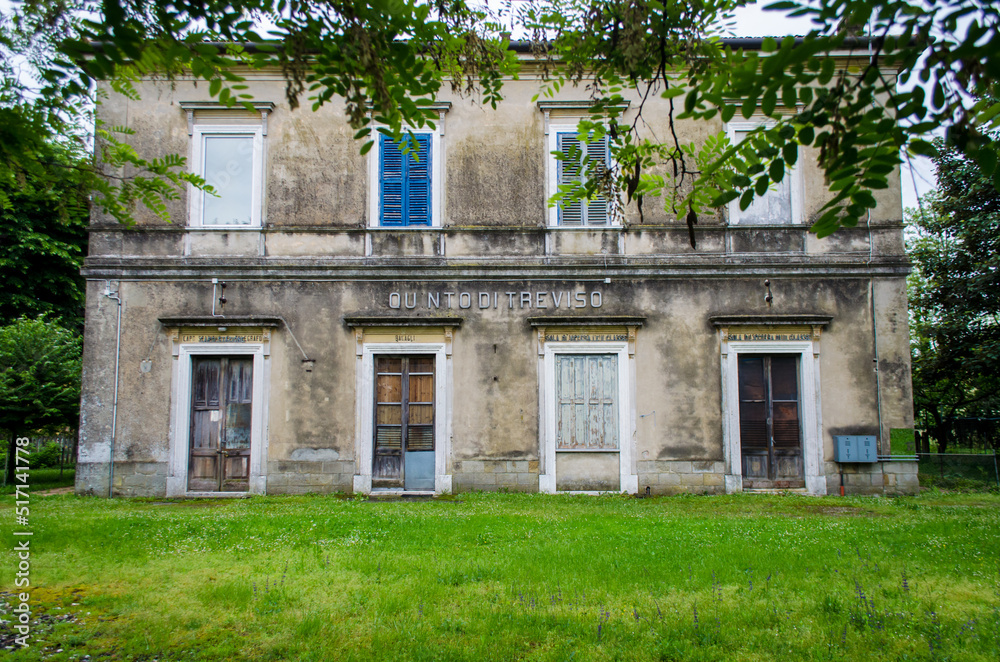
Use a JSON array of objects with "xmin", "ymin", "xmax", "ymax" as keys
[
  {"xmin": 555, "ymin": 354, "xmax": 619, "ymax": 450},
  {"xmin": 373, "ymin": 356, "xmax": 435, "ymax": 490},
  {"xmin": 188, "ymin": 357, "xmax": 253, "ymax": 492},
  {"xmin": 738, "ymin": 355, "xmax": 804, "ymax": 489}
]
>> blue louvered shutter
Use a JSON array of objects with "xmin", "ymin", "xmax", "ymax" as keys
[
  {"xmin": 380, "ymin": 134, "xmax": 404, "ymax": 226},
  {"xmin": 405, "ymin": 134, "xmax": 431, "ymax": 226},
  {"xmin": 379, "ymin": 133, "xmax": 432, "ymax": 227},
  {"xmin": 557, "ymin": 132, "xmax": 609, "ymax": 226}
]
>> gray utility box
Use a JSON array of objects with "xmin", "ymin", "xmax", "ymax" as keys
[{"xmin": 834, "ymin": 435, "xmax": 878, "ymax": 463}]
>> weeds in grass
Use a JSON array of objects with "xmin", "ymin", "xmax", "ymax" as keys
[{"xmin": 2, "ymin": 492, "xmax": 999, "ymax": 660}]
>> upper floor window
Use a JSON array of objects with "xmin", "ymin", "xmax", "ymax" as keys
[
  {"xmin": 368, "ymin": 103, "xmax": 450, "ymax": 228},
  {"xmin": 181, "ymin": 102, "xmax": 272, "ymax": 228},
  {"xmin": 538, "ymin": 101, "xmax": 628, "ymax": 229},
  {"xmin": 379, "ymin": 133, "xmax": 432, "ymax": 226},
  {"xmin": 551, "ymin": 130, "xmax": 611, "ymax": 227},
  {"xmin": 726, "ymin": 122, "xmax": 803, "ymax": 225}
]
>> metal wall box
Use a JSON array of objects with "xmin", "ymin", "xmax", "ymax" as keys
[{"xmin": 834, "ymin": 435, "xmax": 878, "ymax": 463}]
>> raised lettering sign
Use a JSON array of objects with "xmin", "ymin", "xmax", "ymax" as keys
[{"xmin": 387, "ymin": 289, "xmax": 603, "ymax": 312}]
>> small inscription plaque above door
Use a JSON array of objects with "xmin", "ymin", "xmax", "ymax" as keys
[
  {"xmin": 544, "ymin": 326, "xmax": 628, "ymax": 343},
  {"xmin": 726, "ymin": 326, "xmax": 813, "ymax": 342},
  {"xmin": 179, "ymin": 327, "xmax": 267, "ymax": 344}
]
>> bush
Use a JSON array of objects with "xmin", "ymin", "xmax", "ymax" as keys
[{"xmin": 28, "ymin": 441, "xmax": 65, "ymax": 468}]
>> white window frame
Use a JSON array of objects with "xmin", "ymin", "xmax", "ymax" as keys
[
  {"xmin": 367, "ymin": 119, "xmax": 447, "ymax": 229},
  {"xmin": 354, "ymin": 342, "xmax": 453, "ymax": 494},
  {"xmin": 545, "ymin": 121, "xmax": 620, "ymax": 228},
  {"xmin": 166, "ymin": 342, "xmax": 271, "ymax": 497},
  {"xmin": 189, "ymin": 124, "xmax": 265, "ymax": 228},
  {"xmin": 539, "ymin": 341, "xmax": 637, "ymax": 493},
  {"xmin": 720, "ymin": 339, "xmax": 824, "ymax": 495},
  {"xmin": 725, "ymin": 121, "xmax": 804, "ymax": 225}
]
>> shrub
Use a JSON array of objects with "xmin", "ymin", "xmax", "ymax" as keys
[{"xmin": 28, "ymin": 441, "xmax": 65, "ymax": 468}]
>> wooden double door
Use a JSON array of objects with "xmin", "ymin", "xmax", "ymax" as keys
[
  {"xmin": 373, "ymin": 355, "xmax": 436, "ymax": 490},
  {"xmin": 188, "ymin": 356, "xmax": 253, "ymax": 492},
  {"xmin": 738, "ymin": 354, "xmax": 804, "ymax": 489}
]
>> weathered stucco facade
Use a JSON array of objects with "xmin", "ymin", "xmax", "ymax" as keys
[{"xmin": 77, "ymin": 48, "xmax": 918, "ymax": 498}]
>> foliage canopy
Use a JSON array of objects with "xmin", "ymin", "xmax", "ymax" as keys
[
  {"xmin": 908, "ymin": 136, "xmax": 1000, "ymax": 452},
  {"xmin": 0, "ymin": 316, "xmax": 82, "ymax": 479},
  {"xmin": 0, "ymin": 137, "xmax": 89, "ymax": 330},
  {"xmin": 1, "ymin": 0, "xmax": 998, "ymax": 236}
]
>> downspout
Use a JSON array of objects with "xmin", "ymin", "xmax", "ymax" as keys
[
  {"xmin": 866, "ymin": 24, "xmax": 886, "ymax": 452},
  {"xmin": 104, "ymin": 281, "xmax": 123, "ymax": 498},
  {"xmin": 867, "ymin": 214, "xmax": 885, "ymax": 451}
]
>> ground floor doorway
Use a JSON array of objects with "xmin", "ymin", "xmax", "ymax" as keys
[
  {"xmin": 188, "ymin": 356, "xmax": 254, "ymax": 492},
  {"xmin": 738, "ymin": 354, "xmax": 804, "ymax": 489},
  {"xmin": 373, "ymin": 355, "xmax": 436, "ymax": 490},
  {"xmin": 538, "ymin": 331, "xmax": 638, "ymax": 494}
]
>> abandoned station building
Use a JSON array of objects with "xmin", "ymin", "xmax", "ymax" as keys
[{"xmin": 76, "ymin": 43, "xmax": 919, "ymax": 498}]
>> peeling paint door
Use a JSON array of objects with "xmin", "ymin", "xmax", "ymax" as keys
[
  {"xmin": 188, "ymin": 357, "xmax": 253, "ymax": 492},
  {"xmin": 556, "ymin": 355, "xmax": 619, "ymax": 450},
  {"xmin": 373, "ymin": 356, "xmax": 435, "ymax": 490},
  {"xmin": 554, "ymin": 354, "xmax": 620, "ymax": 491},
  {"xmin": 738, "ymin": 355, "xmax": 804, "ymax": 489}
]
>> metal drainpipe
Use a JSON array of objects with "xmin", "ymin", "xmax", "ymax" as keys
[
  {"xmin": 105, "ymin": 282, "xmax": 123, "ymax": 498},
  {"xmin": 865, "ymin": 23, "xmax": 886, "ymax": 454},
  {"xmin": 867, "ymin": 213, "xmax": 885, "ymax": 452}
]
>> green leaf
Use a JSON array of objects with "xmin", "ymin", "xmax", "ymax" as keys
[
  {"xmin": 684, "ymin": 89, "xmax": 698, "ymax": 114},
  {"xmin": 975, "ymin": 101, "xmax": 1000, "ymax": 126},
  {"xmin": 754, "ymin": 175, "xmax": 770, "ymax": 196},
  {"xmin": 762, "ymin": 89, "xmax": 777, "ymax": 117},
  {"xmin": 769, "ymin": 159, "xmax": 785, "ymax": 183},
  {"xmin": 851, "ymin": 190, "xmax": 877, "ymax": 208},
  {"xmin": 818, "ymin": 58, "xmax": 835, "ymax": 85},
  {"xmin": 710, "ymin": 190, "xmax": 740, "ymax": 207},
  {"xmin": 782, "ymin": 142, "xmax": 798, "ymax": 166},
  {"xmin": 975, "ymin": 147, "xmax": 997, "ymax": 176},
  {"xmin": 909, "ymin": 139, "xmax": 937, "ymax": 157},
  {"xmin": 782, "ymin": 81, "xmax": 797, "ymax": 109}
]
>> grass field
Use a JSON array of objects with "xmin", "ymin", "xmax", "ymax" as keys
[
  {"xmin": 1, "ymin": 491, "xmax": 998, "ymax": 661},
  {"xmin": 0, "ymin": 467, "xmax": 75, "ymax": 495}
]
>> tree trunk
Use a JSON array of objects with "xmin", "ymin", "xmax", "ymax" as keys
[
  {"xmin": 935, "ymin": 424, "xmax": 950, "ymax": 454},
  {"xmin": 916, "ymin": 429, "xmax": 930, "ymax": 454}
]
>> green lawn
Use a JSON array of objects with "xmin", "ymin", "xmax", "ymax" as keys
[
  {"xmin": 1, "ymin": 491, "xmax": 998, "ymax": 661},
  {"xmin": 0, "ymin": 467, "xmax": 75, "ymax": 495}
]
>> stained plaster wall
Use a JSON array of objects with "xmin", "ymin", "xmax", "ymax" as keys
[
  {"xmin": 77, "ymin": 276, "xmax": 908, "ymax": 496},
  {"xmin": 79, "ymin": 63, "xmax": 914, "ymax": 497}
]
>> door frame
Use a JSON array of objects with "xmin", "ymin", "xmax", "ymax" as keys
[
  {"xmin": 539, "ymin": 341, "xmax": 637, "ymax": 494},
  {"xmin": 355, "ymin": 342, "xmax": 451, "ymax": 494},
  {"xmin": 721, "ymin": 339, "xmax": 824, "ymax": 494},
  {"xmin": 167, "ymin": 342, "xmax": 270, "ymax": 497}
]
